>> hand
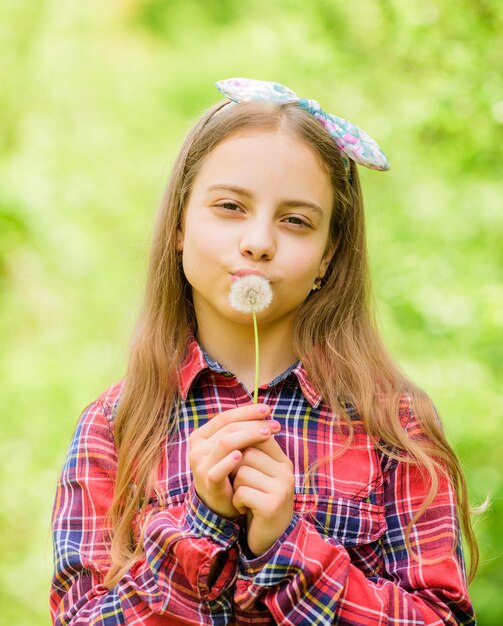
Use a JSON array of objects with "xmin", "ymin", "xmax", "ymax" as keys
[
  {"xmin": 231, "ymin": 436, "xmax": 294, "ymax": 556},
  {"xmin": 188, "ymin": 404, "xmax": 280, "ymax": 519}
]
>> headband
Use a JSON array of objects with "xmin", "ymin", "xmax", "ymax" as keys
[{"xmin": 215, "ymin": 78, "xmax": 390, "ymax": 173}]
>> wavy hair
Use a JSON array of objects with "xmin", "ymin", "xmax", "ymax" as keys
[{"xmin": 103, "ymin": 100, "xmax": 479, "ymax": 587}]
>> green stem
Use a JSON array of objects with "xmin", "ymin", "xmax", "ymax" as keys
[{"xmin": 252, "ymin": 311, "xmax": 259, "ymax": 404}]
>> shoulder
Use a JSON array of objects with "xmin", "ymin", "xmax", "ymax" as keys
[
  {"xmin": 57, "ymin": 381, "xmax": 125, "ymax": 477},
  {"xmin": 398, "ymin": 391, "xmax": 414, "ymax": 428},
  {"xmin": 95, "ymin": 379, "xmax": 126, "ymax": 421},
  {"xmin": 377, "ymin": 385, "xmax": 439, "ymax": 433},
  {"xmin": 71, "ymin": 380, "xmax": 125, "ymax": 445},
  {"xmin": 79, "ymin": 379, "xmax": 126, "ymax": 422},
  {"xmin": 398, "ymin": 388, "xmax": 444, "ymax": 443},
  {"xmin": 373, "ymin": 388, "xmax": 441, "ymax": 467}
]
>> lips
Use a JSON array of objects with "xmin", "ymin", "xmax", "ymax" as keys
[{"xmin": 231, "ymin": 269, "xmax": 269, "ymax": 281}]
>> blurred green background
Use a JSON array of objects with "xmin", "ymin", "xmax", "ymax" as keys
[{"xmin": 1, "ymin": 1, "xmax": 501, "ymax": 624}]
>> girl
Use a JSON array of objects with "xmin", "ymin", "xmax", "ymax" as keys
[{"xmin": 50, "ymin": 78, "xmax": 477, "ymax": 625}]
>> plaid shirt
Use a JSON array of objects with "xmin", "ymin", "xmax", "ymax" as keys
[{"xmin": 51, "ymin": 339, "xmax": 475, "ymax": 625}]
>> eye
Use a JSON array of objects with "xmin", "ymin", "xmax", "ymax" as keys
[
  {"xmin": 216, "ymin": 201, "xmax": 242, "ymax": 212},
  {"xmin": 283, "ymin": 215, "xmax": 312, "ymax": 228}
]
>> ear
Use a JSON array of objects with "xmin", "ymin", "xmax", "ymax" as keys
[
  {"xmin": 176, "ymin": 228, "xmax": 184, "ymax": 253},
  {"xmin": 319, "ymin": 235, "xmax": 340, "ymax": 278}
]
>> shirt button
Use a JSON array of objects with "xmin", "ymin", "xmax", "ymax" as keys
[{"xmin": 223, "ymin": 525, "xmax": 234, "ymax": 538}]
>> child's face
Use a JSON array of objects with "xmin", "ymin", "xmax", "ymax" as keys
[{"xmin": 178, "ymin": 129, "xmax": 335, "ymax": 334}]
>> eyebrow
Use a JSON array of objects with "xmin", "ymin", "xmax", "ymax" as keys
[{"xmin": 206, "ymin": 184, "xmax": 325, "ymax": 216}]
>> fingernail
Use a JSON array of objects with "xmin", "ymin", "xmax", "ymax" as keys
[
  {"xmin": 258, "ymin": 404, "xmax": 268, "ymax": 414},
  {"xmin": 270, "ymin": 420, "xmax": 281, "ymax": 430},
  {"xmin": 260, "ymin": 427, "xmax": 270, "ymax": 435}
]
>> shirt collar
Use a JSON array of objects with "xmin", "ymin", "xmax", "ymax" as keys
[{"xmin": 177, "ymin": 337, "xmax": 323, "ymax": 408}]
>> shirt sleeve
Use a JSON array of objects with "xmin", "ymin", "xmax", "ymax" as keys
[
  {"xmin": 233, "ymin": 412, "xmax": 476, "ymax": 625},
  {"xmin": 50, "ymin": 398, "xmax": 242, "ymax": 625}
]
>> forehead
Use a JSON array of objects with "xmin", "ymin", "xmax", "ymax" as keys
[{"xmin": 194, "ymin": 129, "xmax": 333, "ymax": 208}]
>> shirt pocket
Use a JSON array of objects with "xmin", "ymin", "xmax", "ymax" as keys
[{"xmin": 294, "ymin": 493, "xmax": 387, "ymax": 547}]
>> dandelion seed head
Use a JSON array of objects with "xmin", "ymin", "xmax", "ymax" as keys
[{"xmin": 228, "ymin": 275, "xmax": 273, "ymax": 313}]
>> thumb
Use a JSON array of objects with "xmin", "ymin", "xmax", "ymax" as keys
[{"xmin": 231, "ymin": 490, "xmax": 249, "ymax": 515}]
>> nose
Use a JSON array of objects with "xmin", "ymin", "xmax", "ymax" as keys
[{"xmin": 239, "ymin": 219, "xmax": 275, "ymax": 261}]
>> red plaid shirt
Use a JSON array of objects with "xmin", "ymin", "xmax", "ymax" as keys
[{"xmin": 51, "ymin": 339, "xmax": 475, "ymax": 624}]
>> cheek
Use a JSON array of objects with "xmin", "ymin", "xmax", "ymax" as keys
[
  {"xmin": 181, "ymin": 234, "xmax": 224, "ymax": 283},
  {"xmin": 287, "ymin": 251, "xmax": 320, "ymax": 282},
  {"xmin": 273, "ymin": 268, "xmax": 315, "ymax": 307},
  {"xmin": 182, "ymin": 224, "xmax": 209, "ymax": 261},
  {"xmin": 181, "ymin": 253, "xmax": 196, "ymax": 282},
  {"xmin": 184, "ymin": 215, "xmax": 231, "ymax": 253}
]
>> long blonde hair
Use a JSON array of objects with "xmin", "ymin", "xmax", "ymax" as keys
[{"xmin": 103, "ymin": 100, "xmax": 479, "ymax": 587}]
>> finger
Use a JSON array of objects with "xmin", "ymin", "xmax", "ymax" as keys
[
  {"xmin": 233, "ymin": 485, "xmax": 270, "ymax": 513},
  {"xmin": 206, "ymin": 450, "xmax": 243, "ymax": 484},
  {"xmin": 193, "ymin": 404, "xmax": 271, "ymax": 441},
  {"xmin": 238, "ymin": 447, "xmax": 284, "ymax": 477},
  {"xmin": 246, "ymin": 435, "xmax": 287, "ymax": 463},
  {"xmin": 191, "ymin": 421, "xmax": 278, "ymax": 471},
  {"xmin": 205, "ymin": 425, "xmax": 276, "ymax": 467},
  {"xmin": 233, "ymin": 465, "xmax": 275, "ymax": 492},
  {"xmin": 234, "ymin": 498, "xmax": 249, "ymax": 515}
]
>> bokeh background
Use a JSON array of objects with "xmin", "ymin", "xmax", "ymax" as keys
[{"xmin": 1, "ymin": 1, "xmax": 502, "ymax": 624}]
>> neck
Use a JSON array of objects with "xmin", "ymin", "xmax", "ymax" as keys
[{"xmin": 196, "ymin": 315, "xmax": 297, "ymax": 392}]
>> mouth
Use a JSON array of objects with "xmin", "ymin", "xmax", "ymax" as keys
[{"xmin": 231, "ymin": 269, "xmax": 270, "ymax": 281}]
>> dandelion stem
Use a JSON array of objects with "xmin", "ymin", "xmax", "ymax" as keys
[{"xmin": 252, "ymin": 311, "xmax": 259, "ymax": 404}]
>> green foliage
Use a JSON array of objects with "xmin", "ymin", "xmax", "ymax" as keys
[{"xmin": 1, "ymin": 0, "xmax": 501, "ymax": 623}]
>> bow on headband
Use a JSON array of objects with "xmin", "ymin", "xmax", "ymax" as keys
[{"xmin": 215, "ymin": 78, "xmax": 390, "ymax": 173}]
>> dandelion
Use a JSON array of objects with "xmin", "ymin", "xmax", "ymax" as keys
[
  {"xmin": 229, "ymin": 274, "xmax": 273, "ymax": 314},
  {"xmin": 229, "ymin": 275, "xmax": 273, "ymax": 403}
]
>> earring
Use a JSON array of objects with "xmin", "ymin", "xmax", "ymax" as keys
[{"xmin": 311, "ymin": 277, "xmax": 322, "ymax": 291}]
